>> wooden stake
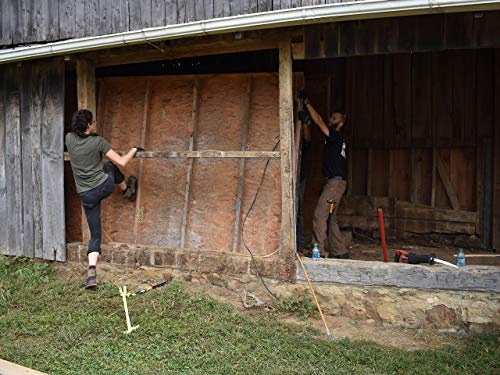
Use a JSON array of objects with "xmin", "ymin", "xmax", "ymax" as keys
[
  {"xmin": 232, "ymin": 77, "xmax": 252, "ymax": 253},
  {"xmin": 180, "ymin": 78, "xmax": 200, "ymax": 249},
  {"xmin": 133, "ymin": 80, "xmax": 151, "ymax": 245},
  {"xmin": 279, "ymin": 40, "xmax": 296, "ymax": 257}
]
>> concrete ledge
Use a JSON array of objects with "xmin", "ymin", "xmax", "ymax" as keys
[{"xmin": 297, "ymin": 258, "xmax": 500, "ymax": 293}]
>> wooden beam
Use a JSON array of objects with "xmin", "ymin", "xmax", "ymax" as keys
[
  {"xmin": 431, "ymin": 147, "xmax": 437, "ymax": 207},
  {"xmin": 77, "ymin": 59, "xmax": 96, "ymax": 246},
  {"xmin": 367, "ymin": 148, "xmax": 373, "ymax": 195},
  {"xmin": 388, "ymin": 149, "xmax": 394, "ymax": 198},
  {"xmin": 232, "ymin": 77, "xmax": 252, "ymax": 253},
  {"xmin": 180, "ymin": 78, "xmax": 200, "ymax": 249},
  {"xmin": 65, "ymin": 150, "xmax": 279, "ymax": 161},
  {"xmin": 436, "ymin": 152, "xmax": 461, "ymax": 210},
  {"xmin": 409, "ymin": 147, "xmax": 416, "ymax": 204},
  {"xmin": 279, "ymin": 40, "xmax": 296, "ymax": 257},
  {"xmin": 133, "ymin": 80, "xmax": 151, "ymax": 245},
  {"xmin": 91, "ymin": 36, "xmax": 280, "ymax": 67}
]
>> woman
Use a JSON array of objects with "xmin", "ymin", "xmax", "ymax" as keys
[{"xmin": 66, "ymin": 109, "xmax": 140, "ymax": 289}]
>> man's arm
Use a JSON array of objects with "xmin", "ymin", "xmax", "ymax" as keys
[{"xmin": 305, "ymin": 102, "xmax": 329, "ymax": 137}]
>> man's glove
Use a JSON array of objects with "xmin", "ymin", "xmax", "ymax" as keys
[
  {"xmin": 298, "ymin": 110, "xmax": 312, "ymax": 125},
  {"xmin": 298, "ymin": 89, "xmax": 310, "ymax": 105},
  {"xmin": 134, "ymin": 146, "xmax": 146, "ymax": 152}
]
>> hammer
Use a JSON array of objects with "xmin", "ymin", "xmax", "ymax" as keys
[{"xmin": 327, "ymin": 199, "xmax": 336, "ymax": 214}]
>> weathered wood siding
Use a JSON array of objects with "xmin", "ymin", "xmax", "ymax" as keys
[
  {"xmin": 0, "ymin": 0, "xmax": 369, "ymax": 47},
  {"xmin": 300, "ymin": 11, "xmax": 500, "ymax": 58},
  {"xmin": 0, "ymin": 59, "xmax": 66, "ymax": 260}
]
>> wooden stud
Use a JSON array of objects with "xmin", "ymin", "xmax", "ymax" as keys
[
  {"xmin": 436, "ymin": 152, "xmax": 461, "ymax": 210},
  {"xmin": 409, "ymin": 147, "xmax": 416, "ymax": 205},
  {"xmin": 232, "ymin": 77, "xmax": 252, "ymax": 253},
  {"xmin": 367, "ymin": 148, "xmax": 373, "ymax": 196},
  {"xmin": 133, "ymin": 80, "xmax": 151, "ymax": 245},
  {"xmin": 180, "ymin": 78, "xmax": 200, "ymax": 249},
  {"xmin": 431, "ymin": 147, "xmax": 437, "ymax": 207},
  {"xmin": 388, "ymin": 149, "xmax": 394, "ymax": 198},
  {"xmin": 279, "ymin": 39, "xmax": 296, "ymax": 257}
]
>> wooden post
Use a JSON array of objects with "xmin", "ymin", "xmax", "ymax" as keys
[
  {"xmin": 367, "ymin": 148, "xmax": 373, "ymax": 195},
  {"xmin": 180, "ymin": 78, "xmax": 200, "ymax": 249},
  {"xmin": 76, "ymin": 59, "xmax": 96, "ymax": 245},
  {"xmin": 279, "ymin": 40, "xmax": 296, "ymax": 257},
  {"xmin": 133, "ymin": 80, "xmax": 151, "ymax": 244},
  {"xmin": 232, "ymin": 77, "xmax": 252, "ymax": 253},
  {"xmin": 431, "ymin": 147, "xmax": 437, "ymax": 207},
  {"xmin": 388, "ymin": 150, "xmax": 394, "ymax": 198}
]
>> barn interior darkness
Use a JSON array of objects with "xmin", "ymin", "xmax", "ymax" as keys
[{"xmin": 64, "ymin": 47, "xmax": 497, "ymax": 255}]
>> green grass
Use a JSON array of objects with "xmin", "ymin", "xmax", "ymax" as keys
[{"xmin": 0, "ymin": 257, "xmax": 498, "ymax": 375}]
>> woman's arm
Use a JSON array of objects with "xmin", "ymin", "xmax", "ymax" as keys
[
  {"xmin": 105, "ymin": 148, "xmax": 138, "ymax": 168},
  {"xmin": 305, "ymin": 102, "xmax": 330, "ymax": 137}
]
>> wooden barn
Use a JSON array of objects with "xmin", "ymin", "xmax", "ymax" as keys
[{"xmin": 1, "ymin": 0, "xmax": 499, "ymax": 283}]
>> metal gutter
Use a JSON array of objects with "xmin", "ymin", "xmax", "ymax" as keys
[{"xmin": 1, "ymin": 0, "xmax": 499, "ymax": 64}]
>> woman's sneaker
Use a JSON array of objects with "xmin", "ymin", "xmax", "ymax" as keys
[
  {"xmin": 123, "ymin": 176, "xmax": 137, "ymax": 202},
  {"xmin": 85, "ymin": 268, "xmax": 97, "ymax": 289}
]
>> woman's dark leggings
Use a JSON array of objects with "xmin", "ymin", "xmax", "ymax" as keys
[{"xmin": 79, "ymin": 162, "xmax": 124, "ymax": 255}]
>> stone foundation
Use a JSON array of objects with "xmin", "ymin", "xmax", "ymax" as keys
[
  {"xmin": 66, "ymin": 243, "xmax": 499, "ymax": 332},
  {"xmin": 66, "ymin": 242, "xmax": 296, "ymax": 281}
]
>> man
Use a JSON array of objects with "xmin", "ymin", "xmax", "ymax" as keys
[{"xmin": 300, "ymin": 90, "xmax": 350, "ymax": 259}]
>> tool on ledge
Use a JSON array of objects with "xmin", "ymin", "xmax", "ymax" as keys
[{"xmin": 394, "ymin": 250, "xmax": 458, "ymax": 269}]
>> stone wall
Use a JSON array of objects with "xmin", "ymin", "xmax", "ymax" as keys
[{"xmin": 66, "ymin": 243, "xmax": 295, "ymax": 281}]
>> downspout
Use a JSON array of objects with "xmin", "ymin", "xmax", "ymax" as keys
[{"xmin": 0, "ymin": 0, "xmax": 499, "ymax": 64}]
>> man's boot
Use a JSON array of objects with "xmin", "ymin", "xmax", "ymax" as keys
[{"xmin": 85, "ymin": 266, "xmax": 97, "ymax": 289}]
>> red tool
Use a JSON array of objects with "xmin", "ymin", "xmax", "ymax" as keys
[
  {"xmin": 377, "ymin": 208, "xmax": 388, "ymax": 262},
  {"xmin": 394, "ymin": 250, "xmax": 458, "ymax": 269}
]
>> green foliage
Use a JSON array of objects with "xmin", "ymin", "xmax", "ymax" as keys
[
  {"xmin": 0, "ymin": 256, "xmax": 498, "ymax": 375},
  {"xmin": 275, "ymin": 289, "xmax": 318, "ymax": 318}
]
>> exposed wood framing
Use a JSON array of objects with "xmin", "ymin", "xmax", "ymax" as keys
[
  {"xmin": 436, "ymin": 152, "xmax": 461, "ymax": 210},
  {"xmin": 133, "ymin": 80, "xmax": 151, "ymax": 245},
  {"xmin": 232, "ymin": 77, "xmax": 252, "ymax": 253},
  {"xmin": 476, "ymin": 144, "xmax": 483, "ymax": 235},
  {"xmin": 409, "ymin": 147, "xmax": 416, "ymax": 204},
  {"xmin": 180, "ymin": 78, "xmax": 200, "ymax": 249},
  {"xmin": 76, "ymin": 59, "xmax": 96, "ymax": 245},
  {"xmin": 279, "ymin": 39, "xmax": 296, "ymax": 256},
  {"xmin": 388, "ymin": 149, "xmax": 394, "ymax": 198}
]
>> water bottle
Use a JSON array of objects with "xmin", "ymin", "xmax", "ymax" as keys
[
  {"xmin": 312, "ymin": 243, "xmax": 320, "ymax": 260},
  {"xmin": 457, "ymin": 248, "xmax": 465, "ymax": 267}
]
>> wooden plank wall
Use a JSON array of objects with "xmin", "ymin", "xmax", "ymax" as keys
[
  {"xmin": 0, "ymin": 60, "xmax": 66, "ymax": 260},
  {"xmin": 301, "ymin": 49, "xmax": 498, "ymax": 245},
  {"xmin": 88, "ymin": 73, "xmax": 281, "ymax": 255},
  {"xmin": 301, "ymin": 11, "xmax": 500, "ymax": 59},
  {"xmin": 0, "ymin": 0, "xmax": 368, "ymax": 47}
]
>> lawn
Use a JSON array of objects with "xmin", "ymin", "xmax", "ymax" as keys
[{"xmin": 0, "ymin": 256, "xmax": 498, "ymax": 374}]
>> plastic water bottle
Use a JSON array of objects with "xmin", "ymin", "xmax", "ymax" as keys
[
  {"xmin": 457, "ymin": 248, "xmax": 465, "ymax": 267},
  {"xmin": 312, "ymin": 243, "xmax": 320, "ymax": 260}
]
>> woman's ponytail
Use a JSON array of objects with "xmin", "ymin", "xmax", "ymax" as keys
[{"xmin": 71, "ymin": 109, "xmax": 97, "ymax": 138}]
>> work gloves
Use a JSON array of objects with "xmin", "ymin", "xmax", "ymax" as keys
[
  {"xmin": 298, "ymin": 110, "xmax": 312, "ymax": 125},
  {"xmin": 298, "ymin": 88, "xmax": 310, "ymax": 105}
]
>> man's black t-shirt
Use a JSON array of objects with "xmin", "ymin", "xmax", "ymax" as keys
[{"xmin": 322, "ymin": 129, "xmax": 346, "ymax": 179}]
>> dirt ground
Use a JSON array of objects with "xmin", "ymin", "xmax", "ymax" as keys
[{"xmin": 53, "ymin": 261, "xmax": 469, "ymax": 352}]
